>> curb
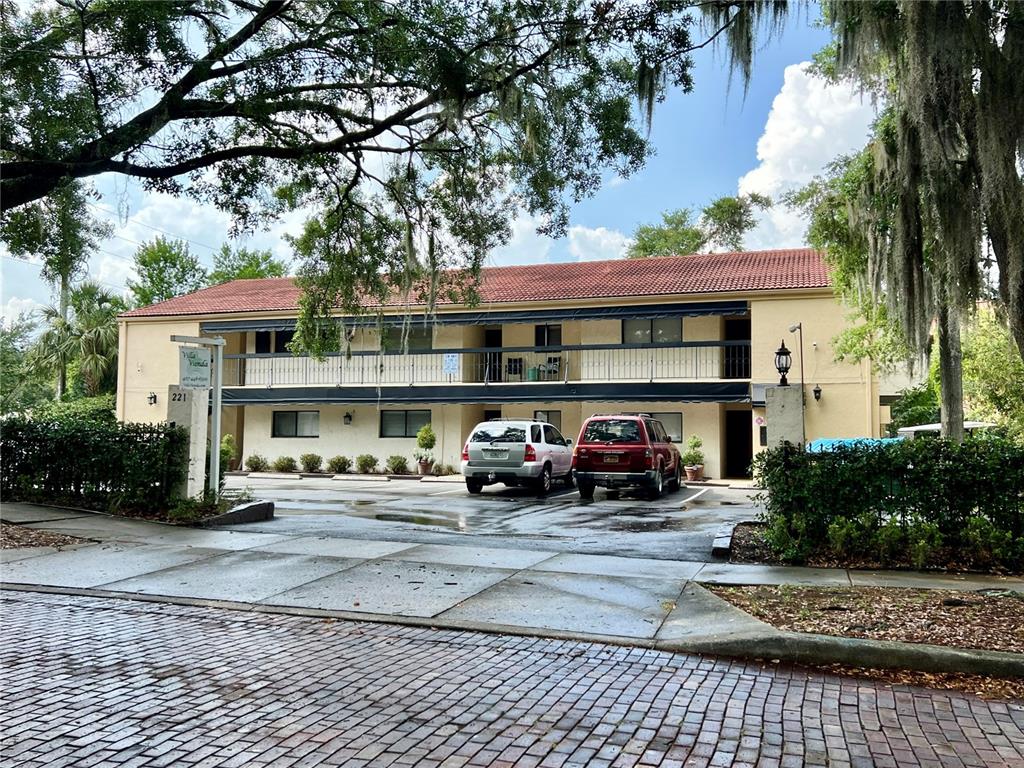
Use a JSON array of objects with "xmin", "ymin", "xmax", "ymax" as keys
[
  {"xmin": 199, "ymin": 500, "xmax": 274, "ymax": 527},
  {"xmin": 667, "ymin": 630, "xmax": 1024, "ymax": 678},
  {"xmin": 3, "ymin": 583, "xmax": 1020, "ymax": 679}
]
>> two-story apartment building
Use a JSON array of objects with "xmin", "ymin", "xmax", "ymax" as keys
[{"xmin": 117, "ymin": 248, "xmax": 886, "ymax": 480}]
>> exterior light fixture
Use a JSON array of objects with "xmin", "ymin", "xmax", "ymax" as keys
[
  {"xmin": 774, "ymin": 341, "xmax": 792, "ymax": 386},
  {"xmin": 813, "ymin": 384, "xmax": 822, "ymax": 402},
  {"xmin": 147, "ymin": 392, "xmax": 158, "ymax": 405},
  {"xmin": 343, "ymin": 412, "xmax": 353, "ymax": 425}
]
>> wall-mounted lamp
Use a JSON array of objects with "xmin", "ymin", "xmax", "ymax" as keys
[
  {"xmin": 774, "ymin": 341, "xmax": 792, "ymax": 386},
  {"xmin": 343, "ymin": 412, "xmax": 353, "ymax": 425},
  {"xmin": 813, "ymin": 384, "xmax": 822, "ymax": 402},
  {"xmin": 147, "ymin": 392, "xmax": 158, "ymax": 405}
]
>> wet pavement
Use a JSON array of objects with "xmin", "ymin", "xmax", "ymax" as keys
[
  {"xmin": 3, "ymin": 590, "xmax": 1023, "ymax": 768},
  {"xmin": 220, "ymin": 475, "xmax": 758, "ymax": 562}
]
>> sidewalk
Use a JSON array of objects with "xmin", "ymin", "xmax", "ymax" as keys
[{"xmin": 3, "ymin": 502, "xmax": 1022, "ymax": 673}]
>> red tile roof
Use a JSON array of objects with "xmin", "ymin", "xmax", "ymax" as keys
[{"xmin": 121, "ymin": 248, "xmax": 830, "ymax": 318}]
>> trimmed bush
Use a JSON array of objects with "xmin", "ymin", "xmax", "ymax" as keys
[
  {"xmin": 0, "ymin": 415, "xmax": 188, "ymax": 513},
  {"xmin": 754, "ymin": 437, "xmax": 1024, "ymax": 570},
  {"xmin": 327, "ymin": 455, "xmax": 351, "ymax": 474},
  {"xmin": 245, "ymin": 454, "xmax": 269, "ymax": 472},
  {"xmin": 299, "ymin": 453, "xmax": 323, "ymax": 473},
  {"xmin": 272, "ymin": 456, "xmax": 298, "ymax": 473},
  {"xmin": 386, "ymin": 455, "xmax": 409, "ymax": 474},
  {"xmin": 356, "ymin": 454, "xmax": 378, "ymax": 474},
  {"xmin": 31, "ymin": 394, "xmax": 116, "ymax": 424}
]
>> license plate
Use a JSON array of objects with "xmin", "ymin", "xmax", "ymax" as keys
[
  {"xmin": 603, "ymin": 455, "xmax": 619, "ymax": 464},
  {"xmin": 484, "ymin": 450, "xmax": 507, "ymax": 459}
]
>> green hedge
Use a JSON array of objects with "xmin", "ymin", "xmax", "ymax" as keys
[
  {"xmin": 1, "ymin": 416, "xmax": 189, "ymax": 513},
  {"xmin": 754, "ymin": 437, "xmax": 1024, "ymax": 570}
]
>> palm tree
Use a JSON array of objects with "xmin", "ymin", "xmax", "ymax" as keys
[{"xmin": 32, "ymin": 282, "xmax": 124, "ymax": 398}]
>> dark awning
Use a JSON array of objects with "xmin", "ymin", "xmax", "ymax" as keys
[
  {"xmin": 222, "ymin": 381, "xmax": 750, "ymax": 406},
  {"xmin": 200, "ymin": 300, "xmax": 749, "ymax": 334}
]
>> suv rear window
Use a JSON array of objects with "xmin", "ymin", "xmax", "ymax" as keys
[
  {"xmin": 470, "ymin": 424, "xmax": 527, "ymax": 443},
  {"xmin": 582, "ymin": 419, "xmax": 643, "ymax": 444}
]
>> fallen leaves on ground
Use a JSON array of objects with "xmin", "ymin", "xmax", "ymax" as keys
[
  {"xmin": 0, "ymin": 522, "xmax": 88, "ymax": 550},
  {"xmin": 710, "ymin": 584, "xmax": 1024, "ymax": 654}
]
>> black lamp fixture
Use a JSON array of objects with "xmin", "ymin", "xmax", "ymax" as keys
[
  {"xmin": 147, "ymin": 392, "xmax": 158, "ymax": 405},
  {"xmin": 774, "ymin": 340, "xmax": 792, "ymax": 386},
  {"xmin": 813, "ymin": 384, "xmax": 822, "ymax": 402},
  {"xmin": 343, "ymin": 412, "xmax": 353, "ymax": 425}
]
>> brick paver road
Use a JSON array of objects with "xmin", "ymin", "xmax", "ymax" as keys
[{"xmin": 1, "ymin": 590, "xmax": 1022, "ymax": 768}]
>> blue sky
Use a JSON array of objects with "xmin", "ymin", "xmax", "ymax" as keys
[{"xmin": 2, "ymin": 8, "xmax": 876, "ymax": 321}]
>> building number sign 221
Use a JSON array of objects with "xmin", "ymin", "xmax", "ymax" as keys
[{"xmin": 171, "ymin": 392, "xmax": 188, "ymax": 402}]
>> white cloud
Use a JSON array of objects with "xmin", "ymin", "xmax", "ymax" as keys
[
  {"xmin": 567, "ymin": 225, "xmax": 632, "ymax": 261},
  {"xmin": 738, "ymin": 63, "xmax": 877, "ymax": 250},
  {"xmin": 3, "ymin": 296, "xmax": 44, "ymax": 324},
  {"xmin": 489, "ymin": 212, "xmax": 555, "ymax": 266},
  {"xmin": 605, "ymin": 175, "xmax": 628, "ymax": 189}
]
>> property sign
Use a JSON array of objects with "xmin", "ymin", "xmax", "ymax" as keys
[
  {"xmin": 442, "ymin": 353, "xmax": 459, "ymax": 375},
  {"xmin": 179, "ymin": 347, "xmax": 212, "ymax": 389}
]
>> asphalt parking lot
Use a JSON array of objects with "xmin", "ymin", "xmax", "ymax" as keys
[{"xmin": 223, "ymin": 475, "xmax": 759, "ymax": 562}]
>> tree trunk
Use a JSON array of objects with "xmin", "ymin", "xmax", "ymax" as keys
[
  {"xmin": 936, "ymin": 298, "xmax": 964, "ymax": 443},
  {"xmin": 56, "ymin": 272, "xmax": 69, "ymax": 401}
]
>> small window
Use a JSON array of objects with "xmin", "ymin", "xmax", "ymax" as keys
[
  {"xmin": 531, "ymin": 424, "xmax": 542, "ymax": 443},
  {"xmin": 384, "ymin": 325, "xmax": 432, "ymax": 351},
  {"xmin": 272, "ymin": 410, "xmax": 319, "ymax": 437},
  {"xmin": 651, "ymin": 412, "xmax": 682, "ymax": 442},
  {"xmin": 380, "ymin": 409, "xmax": 431, "ymax": 438},
  {"xmin": 759, "ymin": 426, "xmax": 768, "ymax": 447},
  {"xmin": 471, "ymin": 423, "xmax": 526, "ymax": 443},
  {"xmin": 254, "ymin": 331, "xmax": 271, "ymax": 354},
  {"xmin": 274, "ymin": 330, "xmax": 294, "ymax": 354},
  {"xmin": 534, "ymin": 410, "xmax": 561, "ymax": 432},
  {"xmin": 543, "ymin": 424, "xmax": 566, "ymax": 446},
  {"xmin": 534, "ymin": 324, "xmax": 562, "ymax": 347},
  {"xmin": 623, "ymin": 318, "xmax": 681, "ymax": 345}
]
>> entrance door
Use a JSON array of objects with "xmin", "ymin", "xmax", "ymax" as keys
[
  {"xmin": 723, "ymin": 317, "xmax": 751, "ymax": 379},
  {"xmin": 484, "ymin": 328, "xmax": 502, "ymax": 382},
  {"xmin": 724, "ymin": 410, "xmax": 753, "ymax": 478}
]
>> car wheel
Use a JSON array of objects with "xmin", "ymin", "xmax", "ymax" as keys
[
  {"xmin": 647, "ymin": 465, "xmax": 663, "ymax": 499},
  {"xmin": 563, "ymin": 470, "xmax": 575, "ymax": 488},
  {"xmin": 466, "ymin": 479, "xmax": 484, "ymax": 494},
  {"xmin": 668, "ymin": 462, "xmax": 682, "ymax": 492},
  {"xmin": 577, "ymin": 480, "xmax": 595, "ymax": 500},
  {"xmin": 536, "ymin": 464, "xmax": 552, "ymax": 495}
]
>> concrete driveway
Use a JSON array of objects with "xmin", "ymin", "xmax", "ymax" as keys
[{"xmin": 222, "ymin": 474, "xmax": 759, "ymax": 562}]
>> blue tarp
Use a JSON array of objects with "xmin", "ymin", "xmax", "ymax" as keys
[{"xmin": 806, "ymin": 437, "xmax": 903, "ymax": 452}]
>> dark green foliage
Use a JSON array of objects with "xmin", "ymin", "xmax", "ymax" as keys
[
  {"xmin": 127, "ymin": 237, "xmax": 207, "ymax": 308},
  {"xmin": 298, "ymin": 453, "xmax": 322, "ymax": 473},
  {"xmin": 326, "ymin": 455, "xmax": 351, "ymax": 474},
  {"xmin": 31, "ymin": 394, "xmax": 115, "ymax": 424},
  {"xmin": 1, "ymin": 316, "xmax": 52, "ymax": 415},
  {"xmin": 887, "ymin": 383, "xmax": 941, "ymax": 436},
  {"xmin": 271, "ymin": 456, "xmax": 297, "ymax": 473},
  {"xmin": 356, "ymin": 454, "xmax": 378, "ymax": 474},
  {"xmin": 245, "ymin": 454, "xmax": 269, "ymax": 472},
  {"xmin": 207, "ymin": 245, "xmax": 288, "ymax": 285},
  {"xmin": 754, "ymin": 439, "xmax": 1024, "ymax": 570},
  {"xmin": 0, "ymin": 415, "xmax": 188, "ymax": 513},
  {"xmin": 386, "ymin": 455, "xmax": 410, "ymax": 475}
]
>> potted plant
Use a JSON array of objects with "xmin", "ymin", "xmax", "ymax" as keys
[
  {"xmin": 681, "ymin": 434, "xmax": 705, "ymax": 482},
  {"xmin": 415, "ymin": 422, "xmax": 437, "ymax": 474}
]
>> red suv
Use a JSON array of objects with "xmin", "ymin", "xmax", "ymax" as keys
[{"xmin": 573, "ymin": 414, "xmax": 683, "ymax": 500}]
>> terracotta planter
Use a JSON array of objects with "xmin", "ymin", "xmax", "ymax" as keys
[
  {"xmin": 684, "ymin": 465, "xmax": 704, "ymax": 482},
  {"xmin": 418, "ymin": 460, "xmax": 434, "ymax": 475}
]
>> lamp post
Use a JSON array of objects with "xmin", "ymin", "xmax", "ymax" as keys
[
  {"xmin": 774, "ymin": 340, "xmax": 792, "ymax": 386},
  {"xmin": 788, "ymin": 323, "xmax": 806, "ymax": 445}
]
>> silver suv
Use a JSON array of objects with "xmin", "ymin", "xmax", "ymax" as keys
[{"xmin": 461, "ymin": 419, "xmax": 573, "ymax": 495}]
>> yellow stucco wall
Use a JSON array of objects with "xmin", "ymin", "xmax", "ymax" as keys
[
  {"xmin": 751, "ymin": 293, "xmax": 879, "ymax": 442},
  {"xmin": 117, "ymin": 318, "xmax": 203, "ymax": 424}
]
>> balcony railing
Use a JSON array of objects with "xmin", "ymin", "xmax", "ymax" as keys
[{"xmin": 222, "ymin": 341, "xmax": 751, "ymax": 388}]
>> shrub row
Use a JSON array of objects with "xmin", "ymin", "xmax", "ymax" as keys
[
  {"xmin": 0, "ymin": 415, "xmax": 189, "ymax": 513},
  {"xmin": 243, "ymin": 452, "xmax": 457, "ymax": 476},
  {"xmin": 754, "ymin": 437, "xmax": 1024, "ymax": 570}
]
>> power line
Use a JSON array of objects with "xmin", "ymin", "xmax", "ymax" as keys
[
  {"xmin": 2, "ymin": 254, "xmax": 128, "ymax": 293},
  {"xmin": 86, "ymin": 201, "xmax": 221, "ymax": 252}
]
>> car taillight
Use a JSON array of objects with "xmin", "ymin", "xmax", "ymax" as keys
[
  {"xmin": 644, "ymin": 447, "xmax": 653, "ymax": 469},
  {"xmin": 524, "ymin": 444, "xmax": 536, "ymax": 462},
  {"xmin": 461, "ymin": 444, "xmax": 469, "ymax": 461}
]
